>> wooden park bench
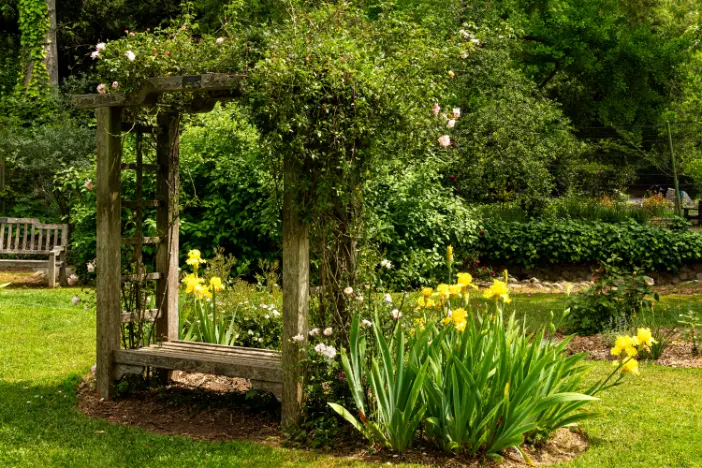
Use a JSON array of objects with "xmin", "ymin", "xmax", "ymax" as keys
[
  {"xmin": 684, "ymin": 200, "xmax": 702, "ymax": 226},
  {"xmin": 0, "ymin": 218, "xmax": 68, "ymax": 288}
]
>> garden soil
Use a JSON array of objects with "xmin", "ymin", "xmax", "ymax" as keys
[{"xmin": 77, "ymin": 372, "xmax": 588, "ymax": 467}]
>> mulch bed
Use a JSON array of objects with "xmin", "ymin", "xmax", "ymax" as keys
[
  {"xmin": 566, "ymin": 332, "xmax": 702, "ymax": 368},
  {"xmin": 77, "ymin": 371, "xmax": 588, "ymax": 466}
]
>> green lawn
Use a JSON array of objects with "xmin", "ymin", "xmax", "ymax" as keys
[{"xmin": 2, "ymin": 288, "xmax": 702, "ymax": 467}]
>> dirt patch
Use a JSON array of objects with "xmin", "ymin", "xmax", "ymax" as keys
[
  {"xmin": 77, "ymin": 372, "xmax": 588, "ymax": 466},
  {"xmin": 78, "ymin": 372, "xmax": 282, "ymax": 443},
  {"xmin": 567, "ymin": 332, "xmax": 702, "ymax": 368}
]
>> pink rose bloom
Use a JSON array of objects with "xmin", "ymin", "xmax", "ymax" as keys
[
  {"xmin": 111, "ymin": 81, "xmax": 119, "ymax": 89},
  {"xmin": 447, "ymin": 119, "xmax": 456, "ymax": 128},
  {"xmin": 438, "ymin": 135, "xmax": 451, "ymax": 147},
  {"xmin": 432, "ymin": 103, "xmax": 440, "ymax": 117},
  {"xmin": 216, "ymin": 37, "xmax": 224, "ymax": 45},
  {"xmin": 90, "ymin": 51, "xmax": 100, "ymax": 60},
  {"xmin": 96, "ymin": 83, "xmax": 107, "ymax": 95},
  {"xmin": 96, "ymin": 42, "xmax": 106, "ymax": 51}
]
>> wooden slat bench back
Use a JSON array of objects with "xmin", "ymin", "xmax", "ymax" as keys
[{"xmin": 0, "ymin": 218, "xmax": 68, "ymax": 254}]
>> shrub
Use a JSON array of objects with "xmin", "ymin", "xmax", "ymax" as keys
[
  {"xmin": 565, "ymin": 264, "xmax": 659, "ymax": 335},
  {"xmin": 474, "ymin": 218, "xmax": 702, "ymax": 272}
]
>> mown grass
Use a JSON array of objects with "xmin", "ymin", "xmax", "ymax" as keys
[{"xmin": 1, "ymin": 288, "xmax": 702, "ymax": 467}]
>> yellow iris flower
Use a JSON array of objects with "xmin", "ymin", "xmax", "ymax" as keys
[
  {"xmin": 209, "ymin": 276, "xmax": 224, "ymax": 292},
  {"xmin": 182, "ymin": 273, "xmax": 204, "ymax": 293},
  {"xmin": 422, "ymin": 287, "xmax": 434, "ymax": 297},
  {"xmin": 483, "ymin": 279, "xmax": 511, "ymax": 303},
  {"xmin": 452, "ymin": 308, "xmax": 468, "ymax": 331},
  {"xmin": 449, "ymin": 284, "xmax": 463, "ymax": 297},
  {"xmin": 636, "ymin": 328, "xmax": 656, "ymax": 348},
  {"xmin": 621, "ymin": 358, "xmax": 640, "ymax": 376},
  {"xmin": 610, "ymin": 335, "xmax": 638, "ymax": 358}
]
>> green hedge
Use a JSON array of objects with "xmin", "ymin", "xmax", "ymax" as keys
[{"xmin": 473, "ymin": 219, "xmax": 702, "ymax": 272}]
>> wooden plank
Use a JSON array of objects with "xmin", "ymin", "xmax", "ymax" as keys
[
  {"xmin": 59, "ymin": 224, "xmax": 68, "ymax": 286},
  {"xmin": 120, "ymin": 309, "xmax": 159, "ymax": 323},
  {"xmin": 281, "ymin": 156, "xmax": 310, "ymax": 427},
  {"xmin": 71, "ymin": 73, "xmax": 243, "ymax": 109},
  {"xmin": 95, "ymin": 106, "xmax": 123, "ymax": 400},
  {"xmin": 159, "ymin": 342, "xmax": 282, "ymax": 363},
  {"xmin": 121, "ymin": 163, "xmax": 160, "ymax": 172},
  {"xmin": 162, "ymin": 341, "xmax": 282, "ymax": 358},
  {"xmin": 113, "ymin": 348, "xmax": 284, "ymax": 383},
  {"xmin": 37, "ymin": 228, "xmax": 42, "ymax": 252},
  {"xmin": 0, "ymin": 259, "xmax": 61, "ymax": 268},
  {"xmin": 0, "ymin": 249, "xmax": 57, "ymax": 255},
  {"xmin": 0, "ymin": 223, "xmax": 4, "ymax": 250},
  {"xmin": 14, "ymin": 222, "xmax": 19, "ymax": 251},
  {"xmin": 121, "ymin": 237, "xmax": 161, "ymax": 245},
  {"xmin": 121, "ymin": 272, "xmax": 160, "ymax": 281},
  {"xmin": 122, "ymin": 200, "xmax": 160, "ymax": 209},
  {"xmin": 155, "ymin": 112, "xmax": 180, "ymax": 346},
  {"xmin": 22, "ymin": 223, "xmax": 28, "ymax": 250},
  {"xmin": 29, "ymin": 225, "xmax": 34, "ymax": 250}
]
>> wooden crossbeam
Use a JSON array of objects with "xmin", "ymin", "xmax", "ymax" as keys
[
  {"xmin": 121, "ymin": 163, "xmax": 160, "ymax": 172},
  {"xmin": 72, "ymin": 74, "xmax": 244, "ymax": 109},
  {"xmin": 121, "ymin": 272, "xmax": 160, "ymax": 282},
  {"xmin": 122, "ymin": 200, "xmax": 160, "ymax": 209},
  {"xmin": 120, "ymin": 309, "xmax": 159, "ymax": 323},
  {"xmin": 121, "ymin": 237, "xmax": 161, "ymax": 245}
]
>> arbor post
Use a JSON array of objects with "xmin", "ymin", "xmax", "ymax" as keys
[
  {"xmin": 95, "ymin": 106, "xmax": 122, "ymax": 399},
  {"xmin": 281, "ymin": 156, "xmax": 309, "ymax": 427},
  {"xmin": 155, "ymin": 112, "xmax": 180, "ymax": 345}
]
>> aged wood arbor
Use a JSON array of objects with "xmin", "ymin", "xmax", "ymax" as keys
[{"xmin": 72, "ymin": 74, "xmax": 309, "ymax": 425}]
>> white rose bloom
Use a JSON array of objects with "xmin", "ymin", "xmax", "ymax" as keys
[
  {"xmin": 383, "ymin": 293, "xmax": 393, "ymax": 304},
  {"xmin": 447, "ymin": 119, "xmax": 456, "ymax": 128},
  {"xmin": 309, "ymin": 328, "xmax": 321, "ymax": 337},
  {"xmin": 292, "ymin": 334, "xmax": 305, "ymax": 343},
  {"xmin": 323, "ymin": 346, "xmax": 337, "ymax": 359},
  {"xmin": 125, "ymin": 50, "xmax": 136, "ymax": 61},
  {"xmin": 361, "ymin": 319, "xmax": 373, "ymax": 328},
  {"xmin": 452, "ymin": 107, "xmax": 461, "ymax": 118},
  {"xmin": 96, "ymin": 42, "xmax": 106, "ymax": 51},
  {"xmin": 216, "ymin": 37, "xmax": 224, "ymax": 45},
  {"xmin": 344, "ymin": 286, "xmax": 353, "ymax": 295},
  {"xmin": 391, "ymin": 309, "xmax": 402, "ymax": 320},
  {"xmin": 314, "ymin": 343, "xmax": 327, "ymax": 354},
  {"xmin": 323, "ymin": 327, "xmax": 333, "ymax": 336}
]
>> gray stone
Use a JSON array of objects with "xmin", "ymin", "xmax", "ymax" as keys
[
  {"xmin": 696, "ymin": 272, "xmax": 702, "ymax": 281},
  {"xmin": 529, "ymin": 277, "xmax": 540, "ymax": 284}
]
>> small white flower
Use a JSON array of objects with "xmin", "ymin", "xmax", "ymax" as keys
[
  {"xmin": 323, "ymin": 327, "xmax": 333, "ymax": 336},
  {"xmin": 83, "ymin": 178, "xmax": 93, "ymax": 191},
  {"xmin": 314, "ymin": 343, "xmax": 327, "ymax": 354},
  {"xmin": 391, "ymin": 309, "xmax": 402, "ymax": 320},
  {"xmin": 438, "ymin": 135, "xmax": 451, "ymax": 147},
  {"xmin": 248, "ymin": 329, "xmax": 254, "ymax": 335},
  {"xmin": 125, "ymin": 50, "xmax": 136, "ymax": 61},
  {"xmin": 111, "ymin": 81, "xmax": 119, "ymax": 89},
  {"xmin": 309, "ymin": 328, "xmax": 321, "ymax": 337},
  {"xmin": 292, "ymin": 334, "xmax": 305, "ymax": 343},
  {"xmin": 361, "ymin": 319, "xmax": 373, "ymax": 328},
  {"xmin": 355, "ymin": 295, "xmax": 364, "ymax": 302},
  {"xmin": 96, "ymin": 42, "xmax": 106, "ymax": 51},
  {"xmin": 452, "ymin": 107, "xmax": 461, "ymax": 118},
  {"xmin": 432, "ymin": 103, "xmax": 440, "ymax": 116},
  {"xmin": 380, "ymin": 259, "xmax": 393, "ymax": 269},
  {"xmin": 96, "ymin": 83, "xmax": 107, "ymax": 95},
  {"xmin": 261, "ymin": 304, "xmax": 268, "ymax": 309},
  {"xmin": 344, "ymin": 286, "xmax": 353, "ymax": 295},
  {"xmin": 447, "ymin": 119, "xmax": 456, "ymax": 129},
  {"xmin": 272, "ymin": 310, "xmax": 280, "ymax": 317},
  {"xmin": 383, "ymin": 293, "xmax": 393, "ymax": 304},
  {"xmin": 258, "ymin": 337, "xmax": 263, "ymax": 342},
  {"xmin": 448, "ymin": 70, "xmax": 455, "ymax": 78},
  {"xmin": 90, "ymin": 51, "xmax": 100, "ymax": 60},
  {"xmin": 216, "ymin": 37, "xmax": 224, "ymax": 45},
  {"xmin": 471, "ymin": 38, "xmax": 481, "ymax": 45},
  {"xmin": 644, "ymin": 276, "xmax": 655, "ymax": 286},
  {"xmin": 67, "ymin": 274, "xmax": 79, "ymax": 286},
  {"xmin": 265, "ymin": 315, "xmax": 270, "ymax": 319},
  {"xmin": 86, "ymin": 262, "xmax": 95, "ymax": 273},
  {"xmin": 322, "ymin": 346, "xmax": 337, "ymax": 359}
]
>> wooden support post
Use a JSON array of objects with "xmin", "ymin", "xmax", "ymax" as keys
[
  {"xmin": 155, "ymin": 112, "xmax": 180, "ymax": 346},
  {"xmin": 47, "ymin": 250, "xmax": 57, "ymax": 288},
  {"xmin": 281, "ymin": 157, "xmax": 309, "ymax": 427},
  {"xmin": 95, "ymin": 106, "xmax": 122, "ymax": 399},
  {"xmin": 59, "ymin": 224, "xmax": 68, "ymax": 287}
]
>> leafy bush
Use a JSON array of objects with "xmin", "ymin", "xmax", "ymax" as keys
[
  {"xmin": 475, "ymin": 219, "xmax": 702, "ymax": 272},
  {"xmin": 565, "ymin": 265, "xmax": 659, "ymax": 335}
]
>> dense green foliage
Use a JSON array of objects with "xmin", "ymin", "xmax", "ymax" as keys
[{"xmin": 475, "ymin": 219, "xmax": 702, "ymax": 272}]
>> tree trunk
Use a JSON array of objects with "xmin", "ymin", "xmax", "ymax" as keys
[{"xmin": 44, "ymin": 0, "xmax": 58, "ymax": 89}]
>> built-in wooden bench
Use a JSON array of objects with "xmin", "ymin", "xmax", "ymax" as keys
[
  {"xmin": 0, "ymin": 218, "xmax": 68, "ymax": 288},
  {"xmin": 113, "ymin": 341, "xmax": 283, "ymax": 397}
]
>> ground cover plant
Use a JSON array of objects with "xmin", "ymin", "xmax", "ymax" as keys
[{"xmin": 3, "ymin": 287, "xmax": 702, "ymax": 467}]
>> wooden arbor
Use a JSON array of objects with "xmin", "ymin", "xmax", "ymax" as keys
[{"xmin": 72, "ymin": 74, "xmax": 309, "ymax": 426}]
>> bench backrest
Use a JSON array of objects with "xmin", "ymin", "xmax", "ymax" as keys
[{"xmin": 0, "ymin": 218, "xmax": 69, "ymax": 254}]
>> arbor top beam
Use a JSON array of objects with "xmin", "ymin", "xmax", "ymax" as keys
[{"xmin": 71, "ymin": 73, "xmax": 243, "ymax": 109}]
